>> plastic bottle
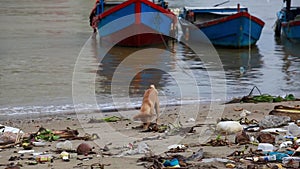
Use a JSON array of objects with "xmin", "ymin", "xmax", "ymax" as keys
[
  {"xmin": 288, "ymin": 123, "xmax": 300, "ymax": 136},
  {"xmin": 260, "ymin": 155, "xmax": 276, "ymax": 161},
  {"xmin": 269, "ymin": 152, "xmax": 289, "ymax": 161},
  {"xmin": 257, "ymin": 143, "xmax": 274, "ymax": 152},
  {"xmin": 56, "ymin": 140, "xmax": 72, "ymax": 150}
]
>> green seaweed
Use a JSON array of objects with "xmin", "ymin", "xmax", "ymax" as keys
[{"xmin": 34, "ymin": 128, "xmax": 60, "ymax": 141}]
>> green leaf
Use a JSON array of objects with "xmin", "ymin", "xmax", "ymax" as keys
[{"xmin": 52, "ymin": 135, "xmax": 60, "ymax": 141}]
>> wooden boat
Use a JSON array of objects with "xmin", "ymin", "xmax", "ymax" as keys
[
  {"xmin": 92, "ymin": 0, "xmax": 176, "ymax": 47},
  {"xmin": 275, "ymin": 0, "xmax": 300, "ymax": 42},
  {"xmin": 179, "ymin": 4, "xmax": 265, "ymax": 48}
]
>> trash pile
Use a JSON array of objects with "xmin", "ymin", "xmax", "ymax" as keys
[
  {"xmin": 0, "ymin": 124, "xmax": 106, "ymax": 169},
  {"xmin": 1, "ymin": 104, "xmax": 300, "ymax": 169},
  {"xmin": 135, "ymin": 105, "xmax": 300, "ymax": 169}
]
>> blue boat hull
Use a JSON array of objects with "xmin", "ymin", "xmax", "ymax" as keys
[
  {"xmin": 275, "ymin": 2, "xmax": 300, "ymax": 43},
  {"xmin": 282, "ymin": 21, "xmax": 300, "ymax": 42},
  {"xmin": 95, "ymin": 0, "xmax": 175, "ymax": 47},
  {"xmin": 180, "ymin": 11, "xmax": 265, "ymax": 48}
]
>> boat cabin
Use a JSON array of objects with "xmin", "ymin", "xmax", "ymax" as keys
[{"xmin": 279, "ymin": 7, "xmax": 300, "ymax": 22}]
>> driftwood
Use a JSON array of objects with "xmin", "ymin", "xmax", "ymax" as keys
[
  {"xmin": 52, "ymin": 129, "xmax": 79, "ymax": 139},
  {"xmin": 269, "ymin": 105, "xmax": 300, "ymax": 121},
  {"xmin": 0, "ymin": 141, "xmax": 22, "ymax": 149}
]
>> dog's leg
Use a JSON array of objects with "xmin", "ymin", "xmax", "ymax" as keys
[{"xmin": 155, "ymin": 97, "xmax": 160, "ymax": 125}]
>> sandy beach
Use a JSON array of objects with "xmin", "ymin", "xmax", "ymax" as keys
[{"xmin": 1, "ymin": 101, "xmax": 300, "ymax": 169}]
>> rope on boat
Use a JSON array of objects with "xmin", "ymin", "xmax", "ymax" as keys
[{"xmin": 248, "ymin": 13, "xmax": 252, "ymax": 69}]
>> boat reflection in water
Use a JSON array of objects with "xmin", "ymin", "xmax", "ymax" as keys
[
  {"xmin": 95, "ymin": 43, "xmax": 176, "ymax": 99},
  {"xmin": 275, "ymin": 37, "xmax": 300, "ymax": 93},
  {"xmin": 217, "ymin": 46, "xmax": 263, "ymax": 78}
]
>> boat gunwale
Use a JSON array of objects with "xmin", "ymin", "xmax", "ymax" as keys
[
  {"xmin": 98, "ymin": 0, "xmax": 175, "ymax": 20},
  {"xmin": 185, "ymin": 11, "xmax": 265, "ymax": 28}
]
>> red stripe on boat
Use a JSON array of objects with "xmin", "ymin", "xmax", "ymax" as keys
[
  {"xmin": 282, "ymin": 20, "xmax": 300, "ymax": 27},
  {"xmin": 99, "ymin": 0, "xmax": 175, "ymax": 19}
]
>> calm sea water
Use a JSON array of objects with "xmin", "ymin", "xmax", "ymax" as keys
[{"xmin": 0, "ymin": 0, "xmax": 300, "ymax": 115}]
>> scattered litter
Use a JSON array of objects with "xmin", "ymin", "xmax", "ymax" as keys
[
  {"xmin": 259, "ymin": 154, "xmax": 276, "ymax": 161},
  {"xmin": 187, "ymin": 118, "xmax": 195, "ymax": 122},
  {"xmin": 117, "ymin": 142, "xmax": 150, "ymax": 157},
  {"xmin": 186, "ymin": 148, "xmax": 203, "ymax": 161},
  {"xmin": 287, "ymin": 123, "xmax": 300, "ymax": 136},
  {"xmin": 163, "ymin": 158, "xmax": 180, "ymax": 167},
  {"xmin": 0, "ymin": 132, "xmax": 19, "ymax": 145},
  {"xmin": 167, "ymin": 144, "xmax": 186, "ymax": 150},
  {"xmin": 260, "ymin": 128, "xmax": 287, "ymax": 133},
  {"xmin": 205, "ymin": 136, "xmax": 230, "ymax": 146},
  {"xmin": 216, "ymin": 121, "xmax": 243, "ymax": 134},
  {"xmin": 225, "ymin": 163, "xmax": 236, "ymax": 168},
  {"xmin": 88, "ymin": 116, "xmax": 128, "ymax": 123},
  {"xmin": 269, "ymin": 105, "xmax": 300, "ymax": 121},
  {"xmin": 56, "ymin": 140, "xmax": 73, "ymax": 150},
  {"xmin": 60, "ymin": 151, "xmax": 69, "ymax": 161},
  {"xmin": 282, "ymin": 156, "xmax": 300, "ymax": 164},
  {"xmin": 240, "ymin": 109, "xmax": 251, "ymax": 118},
  {"xmin": 77, "ymin": 143, "xmax": 93, "ymax": 155},
  {"xmin": 21, "ymin": 142, "xmax": 32, "ymax": 150},
  {"xmin": 25, "ymin": 160, "xmax": 38, "ymax": 165},
  {"xmin": 0, "ymin": 125, "xmax": 23, "ymax": 134},
  {"xmin": 202, "ymin": 158, "xmax": 234, "ymax": 163},
  {"xmin": 35, "ymin": 154, "xmax": 52, "ymax": 162},
  {"xmin": 141, "ymin": 135, "xmax": 162, "ymax": 141},
  {"xmin": 235, "ymin": 131, "xmax": 250, "ymax": 144},
  {"xmin": 259, "ymin": 115, "xmax": 290, "ymax": 129},
  {"xmin": 17, "ymin": 150, "xmax": 35, "ymax": 154},
  {"xmin": 279, "ymin": 141, "xmax": 293, "ymax": 149},
  {"xmin": 234, "ymin": 107, "xmax": 243, "ymax": 111},
  {"xmin": 32, "ymin": 141, "xmax": 46, "ymax": 147},
  {"xmin": 257, "ymin": 143, "xmax": 275, "ymax": 152},
  {"xmin": 257, "ymin": 133, "xmax": 275, "ymax": 144},
  {"xmin": 269, "ymin": 152, "xmax": 289, "ymax": 161}
]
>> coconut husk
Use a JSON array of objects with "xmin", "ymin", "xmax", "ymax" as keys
[{"xmin": 257, "ymin": 133, "xmax": 275, "ymax": 144}]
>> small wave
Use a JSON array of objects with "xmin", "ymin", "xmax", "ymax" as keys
[{"xmin": 0, "ymin": 98, "xmax": 219, "ymax": 116}]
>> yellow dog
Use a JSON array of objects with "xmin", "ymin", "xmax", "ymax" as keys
[{"xmin": 133, "ymin": 85, "xmax": 160, "ymax": 129}]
